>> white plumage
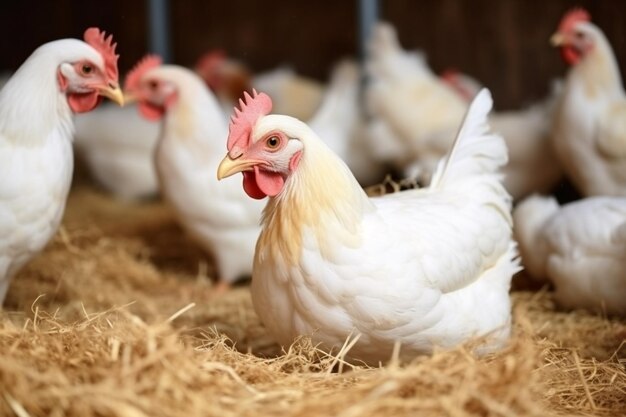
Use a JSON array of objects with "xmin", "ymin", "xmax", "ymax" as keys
[
  {"xmin": 74, "ymin": 103, "xmax": 160, "ymax": 200},
  {"xmin": 127, "ymin": 64, "xmax": 265, "ymax": 285},
  {"xmin": 0, "ymin": 31, "xmax": 122, "ymax": 304},
  {"xmin": 365, "ymin": 22, "xmax": 468, "ymax": 178},
  {"xmin": 514, "ymin": 195, "xmax": 626, "ymax": 316},
  {"xmin": 551, "ymin": 11, "xmax": 626, "ymax": 196},
  {"xmin": 220, "ymin": 89, "xmax": 518, "ymax": 363}
]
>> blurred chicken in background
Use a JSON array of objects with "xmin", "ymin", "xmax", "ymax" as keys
[
  {"xmin": 551, "ymin": 8, "xmax": 626, "ymax": 196},
  {"xmin": 514, "ymin": 194, "xmax": 626, "ymax": 316},
  {"xmin": 123, "ymin": 55, "xmax": 265, "ymax": 290},
  {"xmin": 195, "ymin": 50, "xmax": 324, "ymax": 121},
  {"xmin": 365, "ymin": 22, "xmax": 468, "ymax": 181},
  {"xmin": 74, "ymin": 104, "xmax": 160, "ymax": 200}
]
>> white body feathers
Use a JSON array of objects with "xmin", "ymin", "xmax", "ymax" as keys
[
  {"xmin": 152, "ymin": 66, "xmax": 265, "ymax": 284},
  {"xmin": 252, "ymin": 89, "xmax": 518, "ymax": 363},
  {"xmin": 553, "ymin": 23, "xmax": 626, "ymax": 196},
  {"xmin": 0, "ymin": 39, "xmax": 105, "ymax": 303},
  {"xmin": 74, "ymin": 104, "xmax": 160, "ymax": 200},
  {"xmin": 514, "ymin": 195, "xmax": 626, "ymax": 315}
]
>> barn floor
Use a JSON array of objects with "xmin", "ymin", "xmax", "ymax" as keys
[{"xmin": 0, "ymin": 185, "xmax": 625, "ymax": 417}]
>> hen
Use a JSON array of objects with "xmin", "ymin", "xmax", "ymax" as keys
[
  {"xmin": 365, "ymin": 22, "xmax": 468, "ymax": 179},
  {"xmin": 124, "ymin": 56, "xmax": 265, "ymax": 288},
  {"xmin": 217, "ymin": 89, "xmax": 518, "ymax": 363},
  {"xmin": 441, "ymin": 70, "xmax": 564, "ymax": 199},
  {"xmin": 0, "ymin": 28, "xmax": 123, "ymax": 304},
  {"xmin": 514, "ymin": 195, "xmax": 626, "ymax": 316},
  {"xmin": 551, "ymin": 8, "xmax": 626, "ymax": 196}
]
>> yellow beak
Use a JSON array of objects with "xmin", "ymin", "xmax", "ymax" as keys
[
  {"xmin": 217, "ymin": 154, "xmax": 261, "ymax": 180},
  {"xmin": 550, "ymin": 32, "xmax": 565, "ymax": 47},
  {"xmin": 98, "ymin": 84, "xmax": 125, "ymax": 106}
]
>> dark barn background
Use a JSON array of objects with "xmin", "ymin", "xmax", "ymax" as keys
[{"xmin": 1, "ymin": 0, "xmax": 624, "ymax": 110}]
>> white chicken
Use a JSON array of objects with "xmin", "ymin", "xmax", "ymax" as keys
[
  {"xmin": 217, "ymin": 88, "xmax": 518, "ymax": 363},
  {"xmin": 514, "ymin": 195, "xmax": 626, "ymax": 316},
  {"xmin": 0, "ymin": 28, "xmax": 123, "ymax": 304},
  {"xmin": 551, "ymin": 8, "xmax": 626, "ymax": 196},
  {"xmin": 74, "ymin": 103, "xmax": 160, "ymax": 200},
  {"xmin": 441, "ymin": 70, "xmax": 564, "ymax": 199},
  {"xmin": 123, "ymin": 56, "xmax": 266, "ymax": 288},
  {"xmin": 365, "ymin": 22, "xmax": 468, "ymax": 179}
]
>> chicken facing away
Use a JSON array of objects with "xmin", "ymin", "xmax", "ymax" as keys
[
  {"xmin": 514, "ymin": 195, "xmax": 626, "ymax": 316},
  {"xmin": 124, "ymin": 56, "xmax": 266, "ymax": 286},
  {"xmin": 551, "ymin": 8, "xmax": 626, "ymax": 196},
  {"xmin": 365, "ymin": 22, "xmax": 469, "ymax": 178},
  {"xmin": 441, "ymin": 70, "xmax": 564, "ymax": 200},
  {"xmin": 0, "ymin": 28, "xmax": 123, "ymax": 304},
  {"xmin": 217, "ymin": 88, "xmax": 519, "ymax": 363}
]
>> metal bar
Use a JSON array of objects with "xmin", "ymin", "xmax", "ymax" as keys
[
  {"xmin": 358, "ymin": 0, "xmax": 380, "ymax": 60},
  {"xmin": 147, "ymin": 0, "xmax": 172, "ymax": 62}
]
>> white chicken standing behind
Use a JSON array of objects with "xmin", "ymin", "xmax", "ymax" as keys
[
  {"xmin": 217, "ymin": 88, "xmax": 519, "ymax": 363},
  {"xmin": 74, "ymin": 103, "xmax": 160, "ymax": 200},
  {"xmin": 551, "ymin": 8, "xmax": 626, "ymax": 196},
  {"xmin": 514, "ymin": 195, "xmax": 626, "ymax": 316},
  {"xmin": 440, "ymin": 70, "xmax": 564, "ymax": 199},
  {"xmin": 365, "ymin": 22, "xmax": 468, "ymax": 178},
  {"xmin": 123, "ymin": 56, "xmax": 266, "ymax": 287},
  {"xmin": 0, "ymin": 28, "xmax": 123, "ymax": 304}
]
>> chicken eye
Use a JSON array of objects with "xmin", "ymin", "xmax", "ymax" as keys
[
  {"xmin": 266, "ymin": 135, "xmax": 280, "ymax": 149},
  {"xmin": 81, "ymin": 64, "xmax": 93, "ymax": 75},
  {"xmin": 148, "ymin": 80, "xmax": 159, "ymax": 90},
  {"xmin": 575, "ymin": 31, "xmax": 585, "ymax": 40}
]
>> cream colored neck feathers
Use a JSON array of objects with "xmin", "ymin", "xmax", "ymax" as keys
[{"xmin": 258, "ymin": 117, "xmax": 373, "ymax": 266}]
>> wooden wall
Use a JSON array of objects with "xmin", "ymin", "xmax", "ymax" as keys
[{"xmin": 1, "ymin": 0, "xmax": 625, "ymax": 109}]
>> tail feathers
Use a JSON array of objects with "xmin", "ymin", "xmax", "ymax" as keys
[
  {"xmin": 429, "ymin": 89, "xmax": 508, "ymax": 190},
  {"xmin": 512, "ymin": 194, "xmax": 560, "ymax": 279}
]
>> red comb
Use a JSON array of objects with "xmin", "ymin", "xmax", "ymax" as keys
[
  {"xmin": 227, "ymin": 89, "xmax": 273, "ymax": 151},
  {"xmin": 558, "ymin": 7, "xmax": 591, "ymax": 33},
  {"xmin": 83, "ymin": 27, "xmax": 119, "ymax": 81},
  {"xmin": 440, "ymin": 68, "xmax": 460, "ymax": 83},
  {"xmin": 195, "ymin": 49, "xmax": 227, "ymax": 72},
  {"xmin": 124, "ymin": 54, "xmax": 163, "ymax": 91}
]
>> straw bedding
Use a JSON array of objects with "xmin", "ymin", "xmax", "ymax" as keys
[{"xmin": 0, "ymin": 185, "xmax": 624, "ymax": 417}]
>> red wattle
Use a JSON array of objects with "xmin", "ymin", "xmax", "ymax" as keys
[
  {"xmin": 138, "ymin": 101, "xmax": 165, "ymax": 121},
  {"xmin": 560, "ymin": 46, "xmax": 581, "ymax": 65},
  {"xmin": 242, "ymin": 166, "xmax": 284, "ymax": 199},
  {"xmin": 68, "ymin": 92, "xmax": 103, "ymax": 113},
  {"xmin": 243, "ymin": 171, "xmax": 267, "ymax": 199}
]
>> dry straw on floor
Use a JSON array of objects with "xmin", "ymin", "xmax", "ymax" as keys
[{"xmin": 0, "ymin": 186, "xmax": 624, "ymax": 417}]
